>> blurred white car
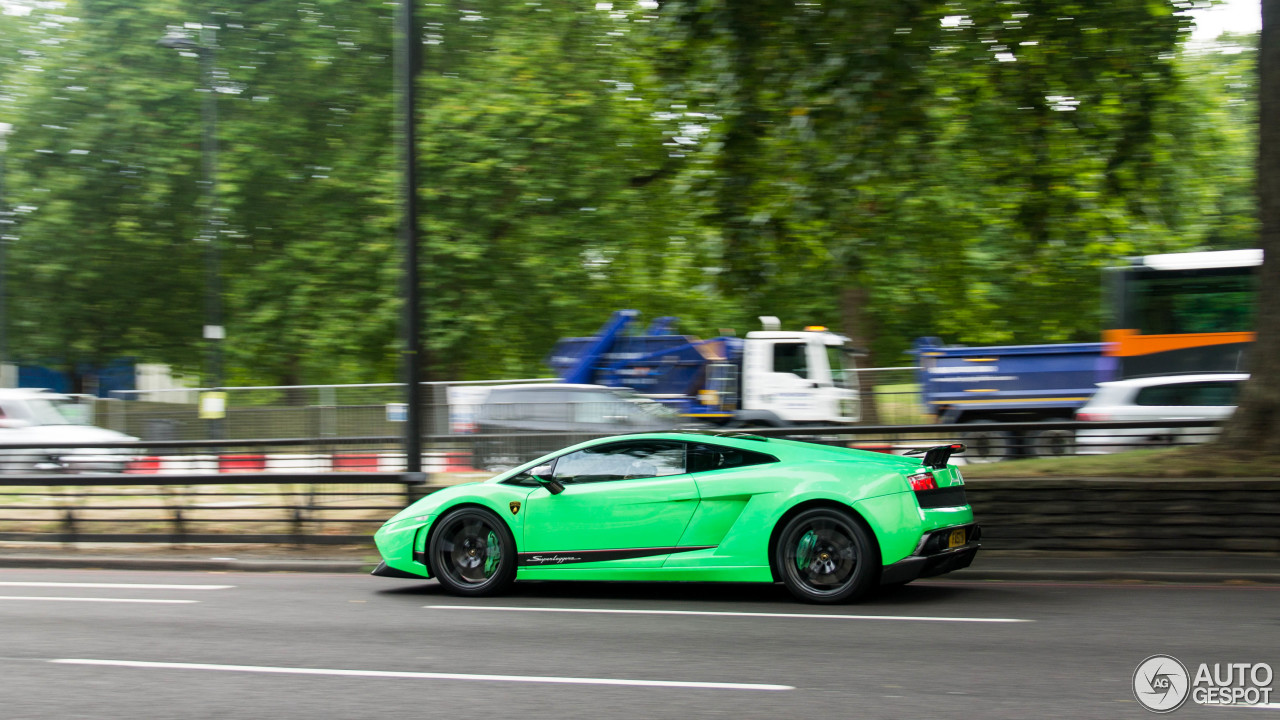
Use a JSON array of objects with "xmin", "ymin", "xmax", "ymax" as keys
[
  {"xmin": 1075, "ymin": 374, "xmax": 1246, "ymax": 454},
  {"xmin": 0, "ymin": 388, "xmax": 138, "ymax": 473}
]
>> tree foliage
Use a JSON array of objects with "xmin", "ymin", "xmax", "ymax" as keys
[
  {"xmin": 0, "ymin": 0, "xmax": 1262, "ymax": 392},
  {"xmin": 4, "ymin": 0, "xmax": 205, "ymax": 389}
]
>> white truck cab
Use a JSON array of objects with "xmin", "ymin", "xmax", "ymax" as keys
[{"xmin": 739, "ymin": 319, "xmax": 860, "ymax": 425}]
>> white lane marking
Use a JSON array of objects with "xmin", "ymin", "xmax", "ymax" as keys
[
  {"xmin": 427, "ymin": 605, "xmax": 1031, "ymax": 623},
  {"xmin": 0, "ymin": 582, "xmax": 232, "ymax": 590},
  {"xmin": 0, "ymin": 596, "xmax": 198, "ymax": 604},
  {"xmin": 49, "ymin": 659, "xmax": 793, "ymax": 691}
]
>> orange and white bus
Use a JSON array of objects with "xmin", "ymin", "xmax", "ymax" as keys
[{"xmin": 1103, "ymin": 249, "xmax": 1261, "ymax": 378}]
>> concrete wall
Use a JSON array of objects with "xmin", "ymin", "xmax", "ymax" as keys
[{"xmin": 966, "ymin": 477, "xmax": 1280, "ymax": 553}]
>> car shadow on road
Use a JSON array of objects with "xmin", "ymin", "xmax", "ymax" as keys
[{"xmin": 375, "ymin": 579, "xmax": 981, "ymax": 607}]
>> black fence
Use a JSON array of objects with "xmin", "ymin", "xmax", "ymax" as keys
[{"xmin": 0, "ymin": 419, "xmax": 1225, "ymax": 544}]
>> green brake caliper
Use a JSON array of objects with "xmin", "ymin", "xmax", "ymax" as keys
[
  {"xmin": 796, "ymin": 530, "xmax": 817, "ymax": 571},
  {"xmin": 484, "ymin": 531, "xmax": 500, "ymax": 577}
]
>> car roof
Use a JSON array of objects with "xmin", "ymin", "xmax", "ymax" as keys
[
  {"xmin": 1096, "ymin": 373, "xmax": 1249, "ymax": 389},
  {"xmin": 554, "ymin": 431, "xmax": 924, "ymax": 468},
  {"xmin": 0, "ymin": 388, "xmax": 68, "ymax": 400}
]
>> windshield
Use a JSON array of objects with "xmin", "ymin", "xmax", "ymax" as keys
[
  {"xmin": 24, "ymin": 398, "xmax": 80, "ymax": 426},
  {"xmin": 1122, "ymin": 267, "xmax": 1257, "ymax": 334},
  {"xmin": 631, "ymin": 397, "xmax": 680, "ymax": 420},
  {"xmin": 609, "ymin": 389, "xmax": 680, "ymax": 420},
  {"xmin": 826, "ymin": 347, "xmax": 852, "ymax": 389}
]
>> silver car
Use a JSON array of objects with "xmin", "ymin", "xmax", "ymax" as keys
[
  {"xmin": 471, "ymin": 383, "xmax": 684, "ymax": 471},
  {"xmin": 1075, "ymin": 373, "xmax": 1246, "ymax": 454},
  {"xmin": 0, "ymin": 389, "xmax": 139, "ymax": 472}
]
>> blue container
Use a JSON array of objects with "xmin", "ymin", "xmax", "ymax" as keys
[{"xmin": 912, "ymin": 338, "xmax": 1116, "ymax": 423}]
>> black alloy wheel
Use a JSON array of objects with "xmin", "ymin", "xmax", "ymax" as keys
[
  {"xmin": 775, "ymin": 508, "xmax": 877, "ymax": 604},
  {"xmin": 427, "ymin": 507, "xmax": 517, "ymax": 597}
]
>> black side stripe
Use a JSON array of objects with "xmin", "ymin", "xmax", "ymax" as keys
[{"xmin": 518, "ymin": 546, "xmax": 716, "ymax": 566}]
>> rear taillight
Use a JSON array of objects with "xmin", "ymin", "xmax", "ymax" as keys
[
  {"xmin": 1077, "ymin": 412, "xmax": 1109, "ymax": 422},
  {"xmin": 906, "ymin": 472, "xmax": 938, "ymax": 492}
]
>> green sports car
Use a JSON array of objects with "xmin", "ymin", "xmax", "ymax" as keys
[{"xmin": 372, "ymin": 432, "xmax": 979, "ymax": 603}]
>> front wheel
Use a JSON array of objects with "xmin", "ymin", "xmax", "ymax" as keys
[
  {"xmin": 427, "ymin": 507, "xmax": 517, "ymax": 597},
  {"xmin": 774, "ymin": 508, "xmax": 878, "ymax": 604}
]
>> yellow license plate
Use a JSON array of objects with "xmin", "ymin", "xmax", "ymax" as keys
[{"xmin": 948, "ymin": 529, "xmax": 966, "ymax": 548}]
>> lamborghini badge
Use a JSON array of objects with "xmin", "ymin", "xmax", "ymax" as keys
[{"xmin": 509, "ymin": 501, "xmax": 521, "ymax": 515}]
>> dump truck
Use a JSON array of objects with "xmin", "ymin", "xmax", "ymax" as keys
[{"xmin": 545, "ymin": 310, "xmax": 861, "ymax": 427}]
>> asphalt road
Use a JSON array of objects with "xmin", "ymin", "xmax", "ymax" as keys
[{"xmin": 0, "ymin": 569, "xmax": 1276, "ymax": 720}]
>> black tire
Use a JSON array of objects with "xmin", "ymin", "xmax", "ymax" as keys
[
  {"xmin": 774, "ymin": 508, "xmax": 878, "ymax": 604},
  {"xmin": 1030, "ymin": 427, "xmax": 1075, "ymax": 457},
  {"xmin": 963, "ymin": 420, "xmax": 1011, "ymax": 463},
  {"xmin": 427, "ymin": 507, "xmax": 517, "ymax": 597}
]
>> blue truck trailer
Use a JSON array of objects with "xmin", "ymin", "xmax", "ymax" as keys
[{"xmin": 913, "ymin": 337, "xmax": 1117, "ymax": 457}]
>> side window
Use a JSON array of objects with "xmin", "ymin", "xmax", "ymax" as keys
[
  {"xmin": 1135, "ymin": 385, "xmax": 1184, "ymax": 406},
  {"xmin": 687, "ymin": 443, "xmax": 778, "ymax": 473},
  {"xmin": 552, "ymin": 441, "xmax": 686, "ymax": 484},
  {"xmin": 772, "ymin": 342, "xmax": 809, "ymax": 379},
  {"xmin": 1136, "ymin": 381, "xmax": 1241, "ymax": 407},
  {"xmin": 528, "ymin": 390, "xmax": 570, "ymax": 422},
  {"xmin": 1178, "ymin": 381, "xmax": 1240, "ymax": 406},
  {"xmin": 1194, "ymin": 381, "xmax": 1241, "ymax": 406},
  {"xmin": 483, "ymin": 391, "xmax": 523, "ymax": 421},
  {"xmin": 570, "ymin": 391, "xmax": 624, "ymax": 424}
]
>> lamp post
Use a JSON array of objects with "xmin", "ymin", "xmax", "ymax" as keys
[
  {"xmin": 159, "ymin": 27, "xmax": 224, "ymax": 438},
  {"xmin": 396, "ymin": 1, "xmax": 424, "ymax": 477},
  {"xmin": 0, "ymin": 123, "xmax": 10, "ymax": 384}
]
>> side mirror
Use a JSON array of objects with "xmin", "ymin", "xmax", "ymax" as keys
[{"xmin": 528, "ymin": 464, "xmax": 564, "ymax": 495}]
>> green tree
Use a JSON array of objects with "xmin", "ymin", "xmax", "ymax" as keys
[
  {"xmin": 4, "ymin": 0, "xmax": 205, "ymax": 391},
  {"xmin": 0, "ymin": 0, "xmax": 1264, "ymax": 402},
  {"xmin": 640, "ymin": 0, "xmax": 1210, "ymax": 421},
  {"xmin": 198, "ymin": 1, "xmax": 403, "ymax": 386},
  {"xmin": 412, "ymin": 1, "xmax": 720, "ymax": 379}
]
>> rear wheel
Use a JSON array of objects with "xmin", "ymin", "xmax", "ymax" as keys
[
  {"xmin": 1029, "ymin": 425, "xmax": 1075, "ymax": 457},
  {"xmin": 428, "ymin": 507, "xmax": 517, "ymax": 597},
  {"xmin": 774, "ymin": 508, "xmax": 878, "ymax": 604},
  {"xmin": 963, "ymin": 420, "xmax": 1011, "ymax": 463}
]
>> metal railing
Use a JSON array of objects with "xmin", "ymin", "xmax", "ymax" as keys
[
  {"xmin": 0, "ymin": 418, "xmax": 1226, "ymax": 544},
  {"xmin": 103, "ymin": 379, "xmax": 559, "ymax": 441},
  {"xmin": 0, "ymin": 472, "xmax": 421, "ymax": 545},
  {"xmin": 98, "ymin": 372, "xmax": 934, "ymax": 441}
]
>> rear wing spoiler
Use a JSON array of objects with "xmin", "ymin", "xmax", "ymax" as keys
[{"xmin": 904, "ymin": 443, "xmax": 966, "ymax": 470}]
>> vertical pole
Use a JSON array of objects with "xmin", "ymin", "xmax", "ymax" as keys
[
  {"xmin": 0, "ymin": 131, "xmax": 7, "ymax": 380},
  {"xmin": 397, "ymin": 0, "xmax": 423, "ymax": 476},
  {"xmin": 200, "ymin": 27, "xmax": 224, "ymax": 439}
]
